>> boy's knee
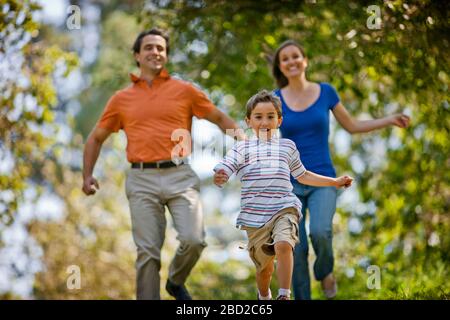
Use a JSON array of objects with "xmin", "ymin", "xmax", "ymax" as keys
[{"xmin": 258, "ymin": 263, "xmax": 274, "ymax": 277}]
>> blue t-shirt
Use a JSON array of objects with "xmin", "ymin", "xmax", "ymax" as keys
[{"xmin": 274, "ymin": 82, "xmax": 340, "ymax": 178}]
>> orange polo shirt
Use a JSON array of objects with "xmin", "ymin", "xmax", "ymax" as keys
[{"xmin": 97, "ymin": 69, "xmax": 216, "ymax": 162}]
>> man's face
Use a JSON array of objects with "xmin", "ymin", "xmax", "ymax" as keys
[{"xmin": 134, "ymin": 34, "xmax": 168, "ymax": 73}]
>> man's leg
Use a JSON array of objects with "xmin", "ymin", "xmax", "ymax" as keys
[
  {"xmin": 164, "ymin": 165, "xmax": 206, "ymax": 287},
  {"xmin": 126, "ymin": 169, "xmax": 166, "ymax": 300}
]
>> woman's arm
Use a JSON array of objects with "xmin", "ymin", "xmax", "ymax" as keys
[
  {"xmin": 332, "ymin": 103, "xmax": 410, "ymax": 134},
  {"xmin": 297, "ymin": 170, "xmax": 353, "ymax": 188}
]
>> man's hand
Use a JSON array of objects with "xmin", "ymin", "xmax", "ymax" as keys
[
  {"xmin": 82, "ymin": 127, "xmax": 111, "ymax": 196},
  {"xmin": 335, "ymin": 175, "xmax": 353, "ymax": 189},
  {"xmin": 82, "ymin": 176, "xmax": 100, "ymax": 195},
  {"xmin": 213, "ymin": 169, "xmax": 229, "ymax": 187}
]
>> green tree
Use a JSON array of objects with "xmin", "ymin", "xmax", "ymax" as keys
[
  {"xmin": 139, "ymin": 0, "xmax": 449, "ymax": 299},
  {"xmin": 0, "ymin": 0, "xmax": 78, "ymax": 226},
  {"xmin": 4, "ymin": 0, "xmax": 447, "ymax": 299}
]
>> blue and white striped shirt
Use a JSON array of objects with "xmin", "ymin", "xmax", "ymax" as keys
[{"xmin": 214, "ymin": 137, "xmax": 306, "ymax": 228}]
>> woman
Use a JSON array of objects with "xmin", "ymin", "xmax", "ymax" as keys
[{"xmin": 271, "ymin": 40, "xmax": 410, "ymax": 300}]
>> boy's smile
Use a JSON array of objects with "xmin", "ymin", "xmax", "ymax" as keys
[{"xmin": 246, "ymin": 102, "xmax": 282, "ymax": 140}]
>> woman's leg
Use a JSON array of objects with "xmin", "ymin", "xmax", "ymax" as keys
[
  {"xmin": 308, "ymin": 186, "xmax": 337, "ymax": 282},
  {"xmin": 292, "ymin": 190, "xmax": 311, "ymax": 300}
]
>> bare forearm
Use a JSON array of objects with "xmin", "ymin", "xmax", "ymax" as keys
[
  {"xmin": 83, "ymin": 137, "xmax": 102, "ymax": 179},
  {"xmin": 351, "ymin": 117, "xmax": 392, "ymax": 133},
  {"xmin": 297, "ymin": 171, "xmax": 337, "ymax": 187},
  {"xmin": 218, "ymin": 115, "xmax": 246, "ymax": 140},
  {"xmin": 333, "ymin": 103, "xmax": 408, "ymax": 134}
]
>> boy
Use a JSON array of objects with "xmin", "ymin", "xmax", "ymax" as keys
[{"xmin": 214, "ymin": 90, "xmax": 353, "ymax": 300}]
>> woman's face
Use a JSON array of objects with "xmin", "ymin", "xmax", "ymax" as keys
[{"xmin": 278, "ymin": 45, "xmax": 307, "ymax": 79}]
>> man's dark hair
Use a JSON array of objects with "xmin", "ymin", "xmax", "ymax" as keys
[{"xmin": 132, "ymin": 28, "xmax": 170, "ymax": 67}]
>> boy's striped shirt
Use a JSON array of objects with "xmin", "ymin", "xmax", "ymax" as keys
[{"xmin": 214, "ymin": 137, "xmax": 306, "ymax": 228}]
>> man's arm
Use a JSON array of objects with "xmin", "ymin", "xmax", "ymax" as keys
[
  {"xmin": 203, "ymin": 108, "xmax": 246, "ymax": 140},
  {"xmin": 82, "ymin": 127, "xmax": 112, "ymax": 195}
]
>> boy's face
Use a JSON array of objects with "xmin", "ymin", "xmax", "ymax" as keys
[
  {"xmin": 246, "ymin": 102, "xmax": 282, "ymax": 140},
  {"xmin": 134, "ymin": 34, "xmax": 168, "ymax": 73}
]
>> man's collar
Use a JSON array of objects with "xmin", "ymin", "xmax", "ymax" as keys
[{"xmin": 129, "ymin": 69, "xmax": 170, "ymax": 83}]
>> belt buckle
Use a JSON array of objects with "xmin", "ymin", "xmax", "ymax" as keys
[
  {"xmin": 140, "ymin": 162, "xmax": 143, "ymax": 170},
  {"xmin": 156, "ymin": 162, "xmax": 161, "ymax": 169},
  {"xmin": 173, "ymin": 158, "xmax": 182, "ymax": 166}
]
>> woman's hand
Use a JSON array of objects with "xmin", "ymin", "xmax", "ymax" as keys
[
  {"xmin": 389, "ymin": 113, "xmax": 410, "ymax": 128},
  {"xmin": 335, "ymin": 175, "xmax": 353, "ymax": 189},
  {"xmin": 214, "ymin": 169, "xmax": 229, "ymax": 187}
]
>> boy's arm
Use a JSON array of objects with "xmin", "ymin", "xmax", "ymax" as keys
[
  {"xmin": 213, "ymin": 143, "xmax": 243, "ymax": 187},
  {"xmin": 287, "ymin": 140, "xmax": 353, "ymax": 189},
  {"xmin": 297, "ymin": 171, "xmax": 353, "ymax": 188}
]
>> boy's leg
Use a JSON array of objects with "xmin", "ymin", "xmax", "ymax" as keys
[
  {"xmin": 256, "ymin": 259, "xmax": 275, "ymax": 297},
  {"xmin": 274, "ymin": 241, "xmax": 294, "ymax": 290},
  {"xmin": 271, "ymin": 210, "xmax": 300, "ymax": 299},
  {"xmin": 245, "ymin": 226, "xmax": 275, "ymax": 299}
]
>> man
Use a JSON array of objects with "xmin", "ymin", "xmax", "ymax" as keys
[{"xmin": 82, "ymin": 28, "xmax": 243, "ymax": 300}]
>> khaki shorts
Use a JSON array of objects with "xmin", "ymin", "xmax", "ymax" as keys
[{"xmin": 243, "ymin": 207, "xmax": 300, "ymax": 272}]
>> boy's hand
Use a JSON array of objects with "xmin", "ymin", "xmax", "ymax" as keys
[
  {"xmin": 335, "ymin": 175, "xmax": 353, "ymax": 189},
  {"xmin": 214, "ymin": 169, "xmax": 229, "ymax": 187}
]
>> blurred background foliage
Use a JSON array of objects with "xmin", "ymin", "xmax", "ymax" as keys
[{"xmin": 0, "ymin": 0, "xmax": 448, "ymax": 299}]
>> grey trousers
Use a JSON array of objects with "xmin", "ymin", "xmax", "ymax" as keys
[{"xmin": 125, "ymin": 164, "xmax": 206, "ymax": 300}]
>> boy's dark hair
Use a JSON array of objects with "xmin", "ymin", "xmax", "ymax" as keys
[
  {"xmin": 272, "ymin": 40, "xmax": 306, "ymax": 88},
  {"xmin": 245, "ymin": 90, "xmax": 282, "ymax": 119},
  {"xmin": 132, "ymin": 28, "xmax": 170, "ymax": 67}
]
